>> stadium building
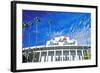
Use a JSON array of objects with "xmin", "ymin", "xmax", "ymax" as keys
[{"xmin": 22, "ymin": 36, "xmax": 91, "ymax": 63}]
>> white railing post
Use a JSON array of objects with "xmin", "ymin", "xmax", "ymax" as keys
[
  {"xmin": 54, "ymin": 50, "xmax": 56, "ymax": 62},
  {"xmin": 39, "ymin": 51, "xmax": 41, "ymax": 62},
  {"xmin": 46, "ymin": 50, "xmax": 48, "ymax": 62},
  {"xmin": 62, "ymin": 49, "xmax": 63, "ymax": 61},
  {"xmin": 69, "ymin": 50, "xmax": 71, "ymax": 61},
  {"xmin": 81, "ymin": 50, "xmax": 84, "ymax": 60}
]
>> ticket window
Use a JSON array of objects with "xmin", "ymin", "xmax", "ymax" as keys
[
  {"xmin": 48, "ymin": 51, "xmax": 54, "ymax": 62},
  {"xmin": 41, "ymin": 52, "xmax": 47, "ymax": 62},
  {"xmin": 33, "ymin": 52, "xmax": 40, "ymax": 62},
  {"xmin": 63, "ymin": 50, "xmax": 69, "ymax": 61},
  {"xmin": 77, "ymin": 50, "xmax": 82, "ymax": 60},
  {"xmin": 70, "ymin": 50, "xmax": 76, "ymax": 61},
  {"xmin": 55, "ymin": 51, "xmax": 62, "ymax": 61}
]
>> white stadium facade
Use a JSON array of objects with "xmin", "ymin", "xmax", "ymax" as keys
[{"xmin": 22, "ymin": 36, "xmax": 91, "ymax": 63}]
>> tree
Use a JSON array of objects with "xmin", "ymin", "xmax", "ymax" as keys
[
  {"xmin": 34, "ymin": 16, "xmax": 40, "ymax": 47},
  {"xmin": 48, "ymin": 20, "xmax": 52, "ymax": 39},
  {"xmin": 27, "ymin": 21, "xmax": 33, "ymax": 49},
  {"xmin": 22, "ymin": 23, "xmax": 27, "ymax": 28},
  {"xmin": 22, "ymin": 21, "xmax": 33, "ymax": 49}
]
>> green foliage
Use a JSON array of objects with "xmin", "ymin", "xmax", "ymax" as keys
[
  {"xmin": 82, "ymin": 50, "xmax": 91, "ymax": 60},
  {"xmin": 28, "ymin": 21, "xmax": 33, "ymax": 26},
  {"xmin": 35, "ymin": 16, "xmax": 40, "ymax": 23},
  {"xmin": 22, "ymin": 21, "xmax": 33, "ymax": 29},
  {"xmin": 22, "ymin": 23, "xmax": 27, "ymax": 28}
]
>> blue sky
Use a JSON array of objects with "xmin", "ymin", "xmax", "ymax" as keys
[{"xmin": 22, "ymin": 10, "xmax": 91, "ymax": 48}]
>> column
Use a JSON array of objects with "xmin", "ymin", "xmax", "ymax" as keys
[
  {"xmin": 46, "ymin": 50, "xmax": 48, "ymax": 62},
  {"xmin": 32, "ymin": 51, "xmax": 34, "ymax": 62},
  {"xmin": 39, "ymin": 51, "xmax": 41, "ymax": 62},
  {"xmin": 62, "ymin": 49, "xmax": 63, "ymax": 61},
  {"xmin": 54, "ymin": 50, "xmax": 56, "ymax": 62},
  {"xmin": 81, "ymin": 50, "xmax": 84, "ymax": 60},
  {"xmin": 26, "ymin": 51, "xmax": 29, "ymax": 62},
  {"xmin": 69, "ymin": 50, "xmax": 71, "ymax": 61},
  {"xmin": 75, "ymin": 49, "xmax": 77, "ymax": 61}
]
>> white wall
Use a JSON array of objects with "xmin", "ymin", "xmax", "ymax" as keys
[{"xmin": 0, "ymin": 0, "xmax": 100, "ymax": 73}]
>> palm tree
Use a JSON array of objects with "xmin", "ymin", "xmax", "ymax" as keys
[
  {"xmin": 22, "ymin": 21, "xmax": 33, "ymax": 49},
  {"xmin": 23, "ymin": 17, "xmax": 40, "ymax": 49},
  {"xmin": 28, "ymin": 21, "xmax": 33, "ymax": 49},
  {"xmin": 22, "ymin": 23, "xmax": 27, "ymax": 28},
  {"xmin": 23, "ymin": 17, "xmax": 40, "ymax": 62},
  {"xmin": 35, "ymin": 16, "xmax": 40, "ymax": 48},
  {"xmin": 22, "ymin": 22, "xmax": 33, "ymax": 62},
  {"xmin": 48, "ymin": 20, "xmax": 52, "ymax": 39}
]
